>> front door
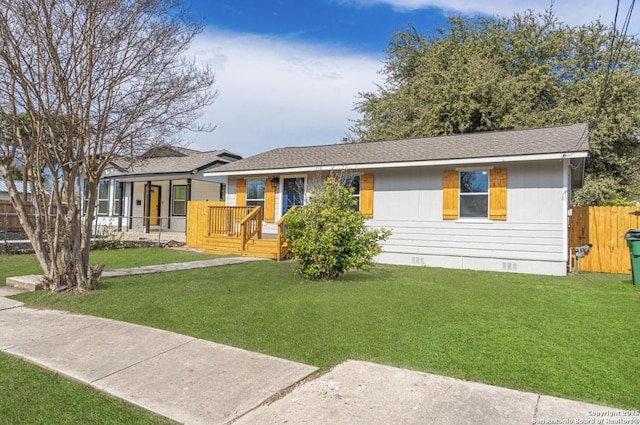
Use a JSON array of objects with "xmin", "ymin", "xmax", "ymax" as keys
[
  {"xmin": 144, "ymin": 185, "xmax": 161, "ymax": 226},
  {"xmin": 282, "ymin": 178, "xmax": 304, "ymax": 215}
]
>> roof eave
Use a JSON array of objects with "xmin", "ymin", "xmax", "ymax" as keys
[
  {"xmin": 203, "ymin": 151, "xmax": 589, "ymax": 177},
  {"xmin": 106, "ymin": 171, "xmax": 195, "ymax": 181}
]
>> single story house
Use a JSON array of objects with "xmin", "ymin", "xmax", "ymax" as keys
[
  {"xmin": 203, "ymin": 124, "xmax": 589, "ymax": 276},
  {"xmin": 89, "ymin": 146, "xmax": 242, "ymax": 237}
]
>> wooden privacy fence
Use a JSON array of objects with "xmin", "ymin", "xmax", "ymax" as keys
[
  {"xmin": 569, "ymin": 206, "xmax": 640, "ymax": 274},
  {"xmin": 0, "ymin": 200, "xmax": 36, "ymax": 231},
  {"xmin": 185, "ymin": 200, "xmax": 225, "ymax": 248}
]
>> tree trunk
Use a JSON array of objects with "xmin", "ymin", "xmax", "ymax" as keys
[{"xmin": 0, "ymin": 0, "xmax": 217, "ymax": 292}]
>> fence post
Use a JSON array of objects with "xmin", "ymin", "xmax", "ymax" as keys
[{"xmin": 3, "ymin": 213, "xmax": 7, "ymax": 245}]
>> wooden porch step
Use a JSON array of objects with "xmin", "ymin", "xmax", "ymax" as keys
[
  {"xmin": 203, "ymin": 236, "xmax": 243, "ymax": 255},
  {"xmin": 244, "ymin": 239, "xmax": 281, "ymax": 260},
  {"xmin": 202, "ymin": 235, "xmax": 291, "ymax": 260}
]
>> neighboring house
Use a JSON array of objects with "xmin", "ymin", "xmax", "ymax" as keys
[
  {"xmin": 204, "ymin": 124, "xmax": 589, "ymax": 276},
  {"xmin": 89, "ymin": 146, "xmax": 242, "ymax": 236},
  {"xmin": 0, "ymin": 180, "xmax": 32, "ymax": 202}
]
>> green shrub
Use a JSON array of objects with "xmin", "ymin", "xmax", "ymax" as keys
[
  {"xmin": 284, "ymin": 178, "xmax": 390, "ymax": 280},
  {"xmin": 600, "ymin": 197, "xmax": 635, "ymax": 207},
  {"xmin": 91, "ymin": 226, "xmax": 125, "ymax": 250}
]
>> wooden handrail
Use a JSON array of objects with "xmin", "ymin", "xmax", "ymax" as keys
[
  {"xmin": 205, "ymin": 205, "xmax": 294, "ymax": 260},
  {"xmin": 239, "ymin": 206, "xmax": 262, "ymax": 255},
  {"xmin": 207, "ymin": 206, "xmax": 258, "ymax": 237}
]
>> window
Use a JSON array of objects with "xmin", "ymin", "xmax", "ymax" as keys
[
  {"xmin": 443, "ymin": 169, "xmax": 507, "ymax": 221},
  {"xmin": 459, "ymin": 171, "xmax": 489, "ymax": 218},
  {"xmin": 97, "ymin": 179, "xmax": 110, "ymax": 216},
  {"xmin": 172, "ymin": 185, "xmax": 187, "ymax": 216},
  {"xmin": 246, "ymin": 179, "xmax": 265, "ymax": 208},
  {"xmin": 340, "ymin": 175, "xmax": 361, "ymax": 210},
  {"xmin": 219, "ymin": 183, "xmax": 226, "ymax": 202},
  {"xmin": 113, "ymin": 181, "xmax": 123, "ymax": 216},
  {"xmin": 83, "ymin": 180, "xmax": 89, "ymax": 214}
]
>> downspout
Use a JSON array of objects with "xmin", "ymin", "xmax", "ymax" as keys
[{"xmin": 562, "ymin": 158, "xmax": 570, "ymax": 274}]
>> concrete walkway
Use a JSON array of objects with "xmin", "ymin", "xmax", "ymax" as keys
[
  {"xmin": 5, "ymin": 257, "xmax": 267, "ymax": 291},
  {"xmin": 101, "ymin": 257, "xmax": 267, "ymax": 278},
  {"xmin": 0, "ymin": 305, "xmax": 317, "ymax": 425},
  {"xmin": 0, "ymin": 261, "xmax": 630, "ymax": 424}
]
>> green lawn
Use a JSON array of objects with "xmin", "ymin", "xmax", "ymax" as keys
[
  {"xmin": 0, "ymin": 247, "xmax": 216, "ymax": 424},
  {"xmin": 8, "ymin": 255, "xmax": 640, "ymax": 410},
  {"xmin": 0, "ymin": 351, "xmax": 176, "ymax": 425},
  {"xmin": 0, "ymin": 247, "xmax": 217, "ymax": 287}
]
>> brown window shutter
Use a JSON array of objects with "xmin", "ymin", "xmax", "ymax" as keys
[
  {"xmin": 489, "ymin": 168, "xmax": 507, "ymax": 221},
  {"xmin": 236, "ymin": 179, "xmax": 246, "ymax": 206},
  {"xmin": 442, "ymin": 170, "xmax": 459, "ymax": 220},
  {"xmin": 360, "ymin": 174, "xmax": 374, "ymax": 219},
  {"xmin": 264, "ymin": 182, "xmax": 276, "ymax": 223}
]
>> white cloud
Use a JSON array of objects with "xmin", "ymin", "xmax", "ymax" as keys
[
  {"xmin": 350, "ymin": 0, "xmax": 639, "ymax": 35},
  {"xmin": 184, "ymin": 29, "xmax": 383, "ymax": 157},
  {"xmin": 183, "ymin": 1, "xmax": 637, "ymax": 158}
]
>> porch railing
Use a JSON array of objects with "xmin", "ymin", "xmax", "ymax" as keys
[
  {"xmin": 207, "ymin": 206, "xmax": 258, "ymax": 237},
  {"xmin": 239, "ymin": 206, "xmax": 263, "ymax": 255},
  {"xmin": 202, "ymin": 205, "xmax": 296, "ymax": 260}
]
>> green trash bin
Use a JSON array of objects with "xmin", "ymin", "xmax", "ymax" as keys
[{"xmin": 624, "ymin": 230, "xmax": 640, "ymax": 287}]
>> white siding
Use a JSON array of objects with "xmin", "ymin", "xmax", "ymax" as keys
[
  {"xmin": 85, "ymin": 172, "xmax": 222, "ymax": 236},
  {"xmin": 227, "ymin": 178, "xmax": 240, "ymax": 207},
  {"xmin": 225, "ymin": 160, "xmax": 570, "ymax": 276},
  {"xmin": 190, "ymin": 180, "xmax": 221, "ymax": 202},
  {"xmin": 370, "ymin": 161, "xmax": 569, "ymax": 276},
  {"xmin": 128, "ymin": 181, "xmax": 167, "ymax": 232}
]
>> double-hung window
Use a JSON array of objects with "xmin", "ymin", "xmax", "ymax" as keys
[
  {"xmin": 97, "ymin": 179, "xmax": 110, "ymax": 216},
  {"xmin": 172, "ymin": 185, "xmax": 187, "ymax": 216},
  {"xmin": 246, "ymin": 179, "xmax": 265, "ymax": 208},
  {"xmin": 340, "ymin": 175, "xmax": 361, "ymax": 210},
  {"xmin": 459, "ymin": 170, "xmax": 489, "ymax": 219},
  {"xmin": 113, "ymin": 181, "xmax": 123, "ymax": 216}
]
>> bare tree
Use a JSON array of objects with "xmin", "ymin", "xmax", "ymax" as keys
[{"xmin": 0, "ymin": 0, "xmax": 217, "ymax": 291}]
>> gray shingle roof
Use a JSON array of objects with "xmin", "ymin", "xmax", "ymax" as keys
[
  {"xmin": 209, "ymin": 124, "xmax": 589, "ymax": 174},
  {"xmin": 108, "ymin": 149, "xmax": 242, "ymax": 177}
]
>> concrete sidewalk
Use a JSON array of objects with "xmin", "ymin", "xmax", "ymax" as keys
[
  {"xmin": 0, "ymin": 305, "xmax": 317, "ymax": 425},
  {"xmin": 0, "ymin": 303, "xmax": 627, "ymax": 425},
  {"xmin": 0, "ymin": 258, "xmax": 630, "ymax": 424}
]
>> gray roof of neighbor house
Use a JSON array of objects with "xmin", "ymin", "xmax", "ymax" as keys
[
  {"xmin": 0, "ymin": 180, "xmax": 32, "ymax": 194},
  {"xmin": 206, "ymin": 124, "xmax": 589, "ymax": 175},
  {"xmin": 106, "ymin": 147, "xmax": 242, "ymax": 178}
]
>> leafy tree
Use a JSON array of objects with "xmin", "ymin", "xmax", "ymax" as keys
[
  {"xmin": 9, "ymin": 165, "xmax": 22, "ymax": 181},
  {"xmin": 351, "ymin": 11, "xmax": 640, "ymax": 205},
  {"xmin": 284, "ymin": 177, "xmax": 391, "ymax": 280},
  {"xmin": 0, "ymin": 0, "xmax": 216, "ymax": 291}
]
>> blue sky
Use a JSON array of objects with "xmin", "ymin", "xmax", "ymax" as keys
[
  {"xmin": 183, "ymin": 0, "xmax": 638, "ymax": 157},
  {"xmin": 187, "ymin": 1, "xmax": 446, "ymax": 53}
]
